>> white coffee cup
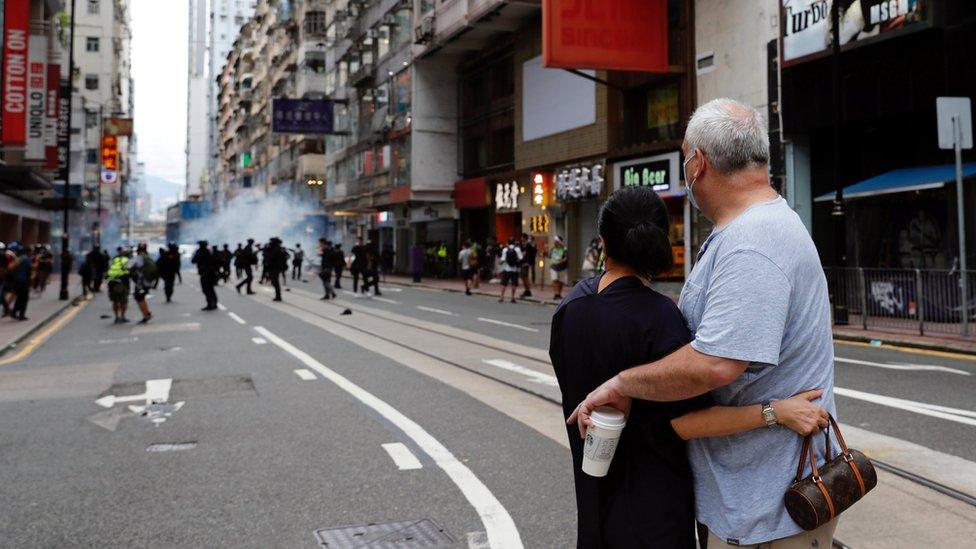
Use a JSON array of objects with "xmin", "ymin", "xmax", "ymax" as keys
[{"xmin": 581, "ymin": 406, "xmax": 627, "ymax": 477}]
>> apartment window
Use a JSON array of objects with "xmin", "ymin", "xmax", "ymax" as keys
[
  {"xmin": 86, "ymin": 37, "xmax": 100, "ymax": 52},
  {"xmin": 87, "ymin": 0, "xmax": 99, "ymax": 15},
  {"xmin": 86, "ymin": 149, "xmax": 98, "ymax": 164},
  {"xmin": 235, "ymin": 15, "xmax": 244, "ymax": 25},
  {"xmin": 85, "ymin": 110, "xmax": 98, "ymax": 129},
  {"xmin": 85, "ymin": 74, "xmax": 99, "ymax": 90},
  {"xmin": 304, "ymin": 11, "xmax": 326, "ymax": 35}
]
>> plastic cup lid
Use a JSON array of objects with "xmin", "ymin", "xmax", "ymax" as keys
[{"xmin": 590, "ymin": 406, "xmax": 626, "ymax": 429}]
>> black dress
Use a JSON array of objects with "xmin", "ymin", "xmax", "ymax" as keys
[{"xmin": 550, "ymin": 276, "xmax": 712, "ymax": 549}]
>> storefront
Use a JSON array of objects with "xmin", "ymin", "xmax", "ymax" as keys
[
  {"xmin": 410, "ymin": 202, "xmax": 458, "ymax": 276},
  {"xmin": 553, "ymin": 160, "xmax": 605, "ymax": 282},
  {"xmin": 454, "ymin": 176, "xmax": 493, "ymax": 246},
  {"xmin": 613, "ymin": 151, "xmax": 690, "ymax": 280}
]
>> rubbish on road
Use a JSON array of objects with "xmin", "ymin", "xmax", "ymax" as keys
[{"xmin": 341, "ymin": 308, "xmax": 352, "ymax": 315}]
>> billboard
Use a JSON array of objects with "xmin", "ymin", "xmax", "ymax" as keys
[
  {"xmin": 2, "ymin": 0, "xmax": 29, "ymax": 146},
  {"xmin": 781, "ymin": 0, "xmax": 929, "ymax": 66},
  {"xmin": 542, "ymin": 0, "xmax": 668, "ymax": 73},
  {"xmin": 24, "ymin": 33, "xmax": 46, "ymax": 160},
  {"xmin": 271, "ymin": 98, "xmax": 334, "ymax": 134},
  {"xmin": 103, "ymin": 117, "xmax": 133, "ymax": 136}
]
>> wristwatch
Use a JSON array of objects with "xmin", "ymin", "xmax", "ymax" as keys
[{"xmin": 761, "ymin": 401, "xmax": 778, "ymax": 428}]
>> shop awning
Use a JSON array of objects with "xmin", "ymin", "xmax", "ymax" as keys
[
  {"xmin": 0, "ymin": 165, "xmax": 53, "ymax": 191},
  {"xmin": 814, "ymin": 162, "xmax": 976, "ymax": 202}
]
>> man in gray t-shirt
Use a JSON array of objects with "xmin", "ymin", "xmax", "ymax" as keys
[{"xmin": 569, "ymin": 98, "xmax": 838, "ymax": 547}]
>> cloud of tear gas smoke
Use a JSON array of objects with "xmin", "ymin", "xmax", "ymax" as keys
[{"xmin": 180, "ymin": 193, "xmax": 327, "ymax": 258}]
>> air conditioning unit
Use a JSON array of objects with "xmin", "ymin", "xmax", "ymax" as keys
[{"xmin": 414, "ymin": 15, "xmax": 434, "ymax": 45}]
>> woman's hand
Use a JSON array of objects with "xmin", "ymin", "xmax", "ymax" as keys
[{"xmin": 775, "ymin": 389, "xmax": 829, "ymax": 436}]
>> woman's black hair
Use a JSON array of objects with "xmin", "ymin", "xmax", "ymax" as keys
[{"xmin": 597, "ymin": 186, "xmax": 673, "ymax": 279}]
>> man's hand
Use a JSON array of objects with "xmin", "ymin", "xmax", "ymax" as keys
[{"xmin": 566, "ymin": 375, "xmax": 631, "ymax": 439}]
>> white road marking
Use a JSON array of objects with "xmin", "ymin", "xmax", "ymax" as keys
[
  {"xmin": 293, "ymin": 369, "xmax": 317, "ymax": 381},
  {"xmin": 217, "ymin": 303, "xmax": 227, "ymax": 311},
  {"xmin": 131, "ymin": 322, "xmax": 200, "ymax": 335},
  {"xmin": 477, "ymin": 317, "xmax": 539, "ymax": 333},
  {"xmin": 251, "ymin": 337, "xmax": 267, "ymax": 345},
  {"xmin": 95, "ymin": 378, "xmax": 172, "ymax": 408},
  {"xmin": 341, "ymin": 290, "xmax": 359, "ymax": 297},
  {"xmin": 836, "ymin": 356, "xmax": 970, "ymax": 376},
  {"xmin": 466, "ymin": 532, "xmax": 490, "ymax": 549},
  {"xmin": 417, "ymin": 306, "xmax": 454, "ymax": 316},
  {"xmin": 382, "ymin": 287, "xmax": 403, "ymax": 292},
  {"xmin": 98, "ymin": 337, "xmax": 139, "ymax": 344},
  {"xmin": 381, "ymin": 442, "xmax": 423, "ymax": 470},
  {"xmin": 372, "ymin": 296, "xmax": 399, "ymax": 304},
  {"xmin": 482, "ymin": 359, "xmax": 558, "ymax": 387},
  {"xmin": 835, "ymin": 387, "xmax": 976, "ymax": 427},
  {"xmin": 254, "ymin": 326, "xmax": 522, "ymax": 548},
  {"xmin": 228, "ymin": 312, "xmax": 246, "ymax": 325}
]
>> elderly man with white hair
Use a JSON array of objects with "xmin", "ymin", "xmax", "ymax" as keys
[{"xmin": 569, "ymin": 98, "xmax": 839, "ymax": 547}]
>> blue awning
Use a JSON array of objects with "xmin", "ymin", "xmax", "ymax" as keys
[{"xmin": 814, "ymin": 162, "xmax": 976, "ymax": 202}]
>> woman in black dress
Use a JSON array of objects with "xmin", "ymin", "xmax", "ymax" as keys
[{"xmin": 550, "ymin": 187, "xmax": 826, "ymax": 548}]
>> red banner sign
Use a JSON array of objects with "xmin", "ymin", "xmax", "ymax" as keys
[
  {"xmin": 542, "ymin": 0, "xmax": 668, "ymax": 73},
  {"xmin": 2, "ymin": 0, "xmax": 30, "ymax": 145}
]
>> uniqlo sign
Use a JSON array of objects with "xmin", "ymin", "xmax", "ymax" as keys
[
  {"xmin": 101, "ymin": 134, "xmax": 118, "ymax": 172},
  {"xmin": 25, "ymin": 34, "xmax": 48, "ymax": 160},
  {"xmin": 542, "ymin": 0, "xmax": 668, "ymax": 73},
  {"xmin": 2, "ymin": 0, "xmax": 30, "ymax": 145}
]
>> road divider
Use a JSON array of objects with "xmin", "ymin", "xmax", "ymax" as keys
[{"xmin": 253, "ymin": 325, "xmax": 523, "ymax": 549}]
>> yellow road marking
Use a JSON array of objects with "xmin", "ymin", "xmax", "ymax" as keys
[
  {"xmin": 835, "ymin": 339, "xmax": 976, "ymax": 363},
  {"xmin": 0, "ymin": 298, "xmax": 89, "ymax": 365}
]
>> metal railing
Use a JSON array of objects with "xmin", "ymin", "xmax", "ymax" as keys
[{"xmin": 825, "ymin": 267, "xmax": 976, "ymax": 337}]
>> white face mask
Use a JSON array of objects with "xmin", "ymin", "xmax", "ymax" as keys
[{"xmin": 683, "ymin": 150, "xmax": 700, "ymax": 211}]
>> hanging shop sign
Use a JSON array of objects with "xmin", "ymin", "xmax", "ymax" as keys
[
  {"xmin": 101, "ymin": 134, "xmax": 118, "ymax": 172},
  {"xmin": 454, "ymin": 177, "xmax": 490, "ymax": 209},
  {"xmin": 56, "ymin": 80, "xmax": 70, "ymax": 182},
  {"xmin": 2, "ymin": 0, "xmax": 29, "ymax": 146},
  {"xmin": 529, "ymin": 214, "xmax": 551, "ymax": 234},
  {"xmin": 272, "ymin": 98, "xmax": 334, "ymax": 134},
  {"xmin": 555, "ymin": 162, "xmax": 603, "ymax": 201},
  {"xmin": 494, "ymin": 181, "xmax": 523, "ymax": 211},
  {"xmin": 103, "ymin": 117, "xmax": 134, "ymax": 136},
  {"xmin": 24, "ymin": 33, "xmax": 47, "ymax": 160},
  {"xmin": 44, "ymin": 64, "xmax": 60, "ymax": 170},
  {"xmin": 614, "ymin": 151, "xmax": 681, "ymax": 196},
  {"xmin": 780, "ymin": 0, "xmax": 929, "ymax": 66},
  {"xmin": 100, "ymin": 169, "xmax": 118, "ymax": 184},
  {"xmin": 542, "ymin": 0, "xmax": 668, "ymax": 73},
  {"xmin": 531, "ymin": 172, "xmax": 555, "ymax": 207}
]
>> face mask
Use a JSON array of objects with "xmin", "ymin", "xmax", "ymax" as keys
[{"xmin": 683, "ymin": 150, "xmax": 700, "ymax": 211}]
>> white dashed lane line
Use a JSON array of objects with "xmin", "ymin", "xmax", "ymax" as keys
[
  {"xmin": 477, "ymin": 317, "xmax": 539, "ymax": 333},
  {"xmin": 293, "ymin": 369, "xmax": 317, "ymax": 381},
  {"xmin": 251, "ymin": 337, "xmax": 267, "ymax": 345},
  {"xmin": 217, "ymin": 303, "xmax": 227, "ymax": 311},
  {"xmin": 381, "ymin": 442, "xmax": 423, "ymax": 470},
  {"xmin": 417, "ymin": 306, "xmax": 454, "ymax": 316}
]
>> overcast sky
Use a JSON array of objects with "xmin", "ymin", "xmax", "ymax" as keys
[{"xmin": 131, "ymin": 0, "xmax": 189, "ymax": 187}]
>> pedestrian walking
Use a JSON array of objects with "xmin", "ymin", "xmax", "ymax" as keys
[
  {"xmin": 85, "ymin": 245, "xmax": 106, "ymax": 293},
  {"xmin": 157, "ymin": 243, "xmax": 182, "ymax": 302},
  {"xmin": 291, "ymin": 243, "xmax": 304, "ymax": 280},
  {"xmin": 552, "ymin": 186, "xmax": 827, "ymax": 548},
  {"xmin": 0, "ymin": 243, "xmax": 13, "ymax": 317},
  {"xmin": 235, "ymin": 238, "xmax": 257, "ymax": 295},
  {"xmin": 317, "ymin": 238, "xmax": 337, "ymax": 300},
  {"xmin": 410, "ymin": 243, "xmax": 423, "ymax": 283},
  {"xmin": 549, "ymin": 236, "xmax": 569, "ymax": 301},
  {"xmin": 126, "ymin": 242, "xmax": 157, "ymax": 324},
  {"xmin": 9, "ymin": 244, "xmax": 32, "ymax": 321},
  {"xmin": 332, "ymin": 243, "xmax": 344, "ymax": 289},
  {"xmin": 519, "ymin": 233, "xmax": 537, "ymax": 298},
  {"xmin": 380, "ymin": 245, "xmax": 394, "ymax": 282},
  {"xmin": 32, "ymin": 246, "xmax": 53, "ymax": 293},
  {"xmin": 234, "ymin": 243, "xmax": 244, "ymax": 279},
  {"xmin": 498, "ymin": 238, "xmax": 522, "ymax": 303},
  {"xmin": 106, "ymin": 247, "xmax": 131, "ymax": 323},
  {"xmin": 581, "ymin": 237, "xmax": 602, "ymax": 279},
  {"xmin": 458, "ymin": 240, "xmax": 475, "ymax": 296},
  {"xmin": 350, "ymin": 237, "xmax": 366, "ymax": 293},
  {"xmin": 361, "ymin": 240, "xmax": 381, "ymax": 296},
  {"xmin": 218, "ymin": 244, "xmax": 233, "ymax": 284},
  {"xmin": 265, "ymin": 238, "xmax": 288, "ymax": 301},
  {"xmin": 78, "ymin": 252, "xmax": 93, "ymax": 298},
  {"xmin": 192, "ymin": 240, "xmax": 219, "ymax": 311}
]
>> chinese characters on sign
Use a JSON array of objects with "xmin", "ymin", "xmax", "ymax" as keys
[
  {"xmin": 530, "ymin": 215, "xmax": 551, "ymax": 234},
  {"xmin": 531, "ymin": 172, "xmax": 554, "ymax": 207},
  {"xmin": 555, "ymin": 162, "xmax": 603, "ymax": 200},
  {"xmin": 495, "ymin": 181, "xmax": 521, "ymax": 210},
  {"xmin": 272, "ymin": 98, "xmax": 334, "ymax": 134}
]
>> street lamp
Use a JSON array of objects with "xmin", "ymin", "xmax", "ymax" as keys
[{"xmin": 59, "ymin": 0, "xmax": 78, "ymax": 301}]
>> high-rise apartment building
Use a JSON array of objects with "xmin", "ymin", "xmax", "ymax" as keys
[{"xmin": 185, "ymin": 0, "xmax": 255, "ymax": 202}]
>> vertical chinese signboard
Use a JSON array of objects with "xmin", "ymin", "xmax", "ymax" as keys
[
  {"xmin": 101, "ymin": 134, "xmax": 119, "ymax": 184},
  {"xmin": 2, "ymin": 0, "xmax": 30, "ymax": 146},
  {"xmin": 542, "ymin": 0, "xmax": 668, "ymax": 72}
]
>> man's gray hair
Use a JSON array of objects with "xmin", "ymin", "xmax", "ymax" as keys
[{"xmin": 685, "ymin": 98, "xmax": 769, "ymax": 174}]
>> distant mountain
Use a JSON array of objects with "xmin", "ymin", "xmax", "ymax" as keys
[{"xmin": 144, "ymin": 175, "xmax": 184, "ymax": 212}]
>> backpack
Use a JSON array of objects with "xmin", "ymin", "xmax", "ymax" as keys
[
  {"xmin": 504, "ymin": 247, "xmax": 519, "ymax": 267},
  {"xmin": 141, "ymin": 254, "xmax": 159, "ymax": 282}
]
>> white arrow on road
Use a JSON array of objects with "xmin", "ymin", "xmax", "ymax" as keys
[{"xmin": 95, "ymin": 378, "xmax": 173, "ymax": 408}]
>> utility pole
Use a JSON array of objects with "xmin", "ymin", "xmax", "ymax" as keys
[
  {"xmin": 830, "ymin": 0, "xmax": 848, "ymax": 323},
  {"xmin": 59, "ymin": 0, "xmax": 78, "ymax": 301}
]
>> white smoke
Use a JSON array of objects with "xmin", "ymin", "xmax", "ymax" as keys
[{"xmin": 180, "ymin": 192, "xmax": 327, "ymax": 258}]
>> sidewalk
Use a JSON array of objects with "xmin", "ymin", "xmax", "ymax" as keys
[
  {"xmin": 0, "ymin": 276, "xmax": 83, "ymax": 358},
  {"xmin": 385, "ymin": 274, "xmax": 976, "ymax": 356}
]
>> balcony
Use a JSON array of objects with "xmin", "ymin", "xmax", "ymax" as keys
[
  {"xmin": 349, "ymin": 62, "xmax": 375, "ymax": 88},
  {"xmin": 297, "ymin": 71, "xmax": 328, "ymax": 98}
]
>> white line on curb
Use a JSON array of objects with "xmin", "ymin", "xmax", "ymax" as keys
[
  {"xmin": 381, "ymin": 442, "xmax": 423, "ymax": 470},
  {"xmin": 477, "ymin": 317, "xmax": 539, "ymax": 333},
  {"xmin": 417, "ymin": 306, "xmax": 454, "ymax": 316},
  {"xmin": 293, "ymin": 369, "xmax": 316, "ymax": 381},
  {"xmin": 254, "ymin": 326, "xmax": 522, "ymax": 549},
  {"xmin": 228, "ymin": 312, "xmax": 246, "ymax": 325}
]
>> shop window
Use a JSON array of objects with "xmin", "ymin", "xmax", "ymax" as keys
[
  {"xmin": 622, "ymin": 80, "xmax": 682, "ymax": 145},
  {"xmin": 391, "ymin": 137, "xmax": 411, "ymax": 187},
  {"xmin": 393, "ymin": 70, "xmax": 411, "ymax": 115},
  {"xmin": 393, "ymin": 9, "xmax": 412, "ymax": 48},
  {"xmin": 84, "ymin": 110, "xmax": 98, "ymax": 128},
  {"xmin": 376, "ymin": 82, "xmax": 390, "ymax": 107},
  {"xmin": 490, "ymin": 58, "xmax": 514, "ymax": 102},
  {"xmin": 489, "ymin": 127, "xmax": 514, "ymax": 167},
  {"xmin": 86, "ymin": 148, "xmax": 98, "ymax": 164},
  {"xmin": 377, "ymin": 25, "xmax": 391, "ymax": 59}
]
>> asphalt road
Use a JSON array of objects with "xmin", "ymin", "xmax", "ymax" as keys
[{"xmin": 2, "ymin": 272, "xmax": 975, "ymax": 547}]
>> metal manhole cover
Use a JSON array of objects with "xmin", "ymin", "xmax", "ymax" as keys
[{"xmin": 314, "ymin": 518, "xmax": 454, "ymax": 548}]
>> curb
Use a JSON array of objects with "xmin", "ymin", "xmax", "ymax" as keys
[
  {"xmin": 0, "ymin": 294, "xmax": 86, "ymax": 360},
  {"xmin": 832, "ymin": 331, "xmax": 976, "ymax": 357},
  {"xmin": 383, "ymin": 279, "xmax": 560, "ymax": 307}
]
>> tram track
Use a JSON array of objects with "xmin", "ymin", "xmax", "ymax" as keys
[{"xmin": 266, "ymin": 287, "xmax": 976, "ymax": 523}]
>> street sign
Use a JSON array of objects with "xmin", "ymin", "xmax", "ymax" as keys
[
  {"xmin": 100, "ymin": 169, "xmax": 117, "ymax": 184},
  {"xmin": 937, "ymin": 97, "xmax": 972, "ymax": 150},
  {"xmin": 272, "ymin": 98, "xmax": 334, "ymax": 134}
]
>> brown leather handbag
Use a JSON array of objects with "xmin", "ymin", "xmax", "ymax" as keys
[{"xmin": 784, "ymin": 414, "xmax": 877, "ymax": 530}]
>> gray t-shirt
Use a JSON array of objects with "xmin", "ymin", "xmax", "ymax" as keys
[{"xmin": 679, "ymin": 197, "xmax": 837, "ymax": 545}]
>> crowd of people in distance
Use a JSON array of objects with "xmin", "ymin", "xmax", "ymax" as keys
[{"xmin": 0, "ymin": 242, "xmax": 55, "ymax": 321}]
